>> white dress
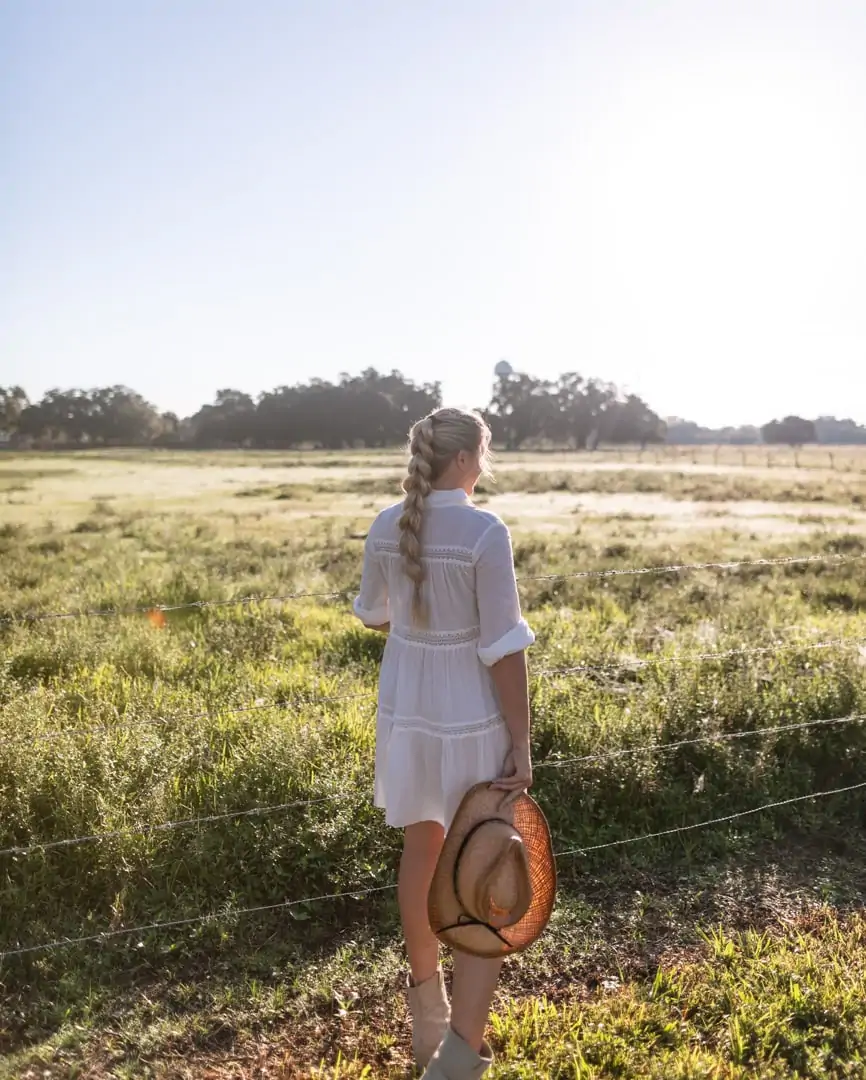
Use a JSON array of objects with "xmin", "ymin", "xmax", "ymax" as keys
[{"xmin": 353, "ymin": 488, "xmax": 535, "ymax": 831}]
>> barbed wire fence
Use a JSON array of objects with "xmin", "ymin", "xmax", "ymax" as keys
[
  {"xmin": 2, "ymin": 709, "xmax": 864, "ymax": 860},
  {"xmin": 3, "ymin": 777, "xmax": 865, "ymax": 960},
  {"xmin": 1, "ymin": 546, "xmax": 865, "ymax": 962},
  {"xmin": 1, "ymin": 550, "xmax": 863, "ymax": 626},
  {"xmin": 2, "ymin": 632, "xmax": 864, "ymax": 751}
]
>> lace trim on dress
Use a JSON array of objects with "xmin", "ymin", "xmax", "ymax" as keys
[
  {"xmin": 391, "ymin": 624, "xmax": 480, "ymax": 646},
  {"xmin": 385, "ymin": 712, "xmax": 505, "ymax": 738},
  {"xmin": 373, "ymin": 539, "xmax": 474, "ymax": 565}
]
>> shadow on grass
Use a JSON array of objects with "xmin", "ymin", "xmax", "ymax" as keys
[{"xmin": 3, "ymin": 831, "xmax": 866, "ymax": 1078}]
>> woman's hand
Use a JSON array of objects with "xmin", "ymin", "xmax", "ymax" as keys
[{"xmin": 491, "ymin": 742, "xmax": 533, "ymax": 804}]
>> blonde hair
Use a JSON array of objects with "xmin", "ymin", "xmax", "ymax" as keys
[{"xmin": 399, "ymin": 407, "xmax": 492, "ymax": 623}]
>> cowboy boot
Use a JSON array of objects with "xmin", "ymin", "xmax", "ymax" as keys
[
  {"xmin": 420, "ymin": 1026, "xmax": 494, "ymax": 1080},
  {"xmin": 407, "ymin": 968, "xmax": 451, "ymax": 1069}
]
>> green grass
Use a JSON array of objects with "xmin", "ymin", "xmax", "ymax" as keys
[
  {"xmin": 492, "ymin": 910, "xmax": 866, "ymax": 1079},
  {"xmin": 1, "ymin": 452, "xmax": 866, "ymax": 1077}
]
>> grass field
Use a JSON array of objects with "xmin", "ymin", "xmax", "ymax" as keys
[{"xmin": 1, "ymin": 448, "xmax": 866, "ymax": 1079}]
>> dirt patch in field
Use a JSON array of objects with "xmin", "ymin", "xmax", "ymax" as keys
[
  {"xmin": 3, "ymin": 454, "xmax": 865, "ymax": 539},
  {"xmin": 483, "ymin": 492, "xmax": 865, "ymax": 536},
  {"xmin": 493, "ymin": 460, "xmax": 836, "ymax": 480}
]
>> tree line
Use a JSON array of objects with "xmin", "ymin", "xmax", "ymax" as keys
[
  {"xmin": 0, "ymin": 370, "xmax": 666, "ymax": 450},
  {"xmin": 2, "ymin": 372, "xmax": 864, "ymax": 449},
  {"xmin": 667, "ymin": 415, "xmax": 866, "ymax": 446}
]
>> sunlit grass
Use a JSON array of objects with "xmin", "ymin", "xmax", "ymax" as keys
[{"xmin": 1, "ymin": 450, "xmax": 865, "ymax": 1077}]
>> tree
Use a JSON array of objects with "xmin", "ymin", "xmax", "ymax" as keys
[
  {"xmin": 189, "ymin": 389, "xmax": 257, "ymax": 447},
  {"xmin": 557, "ymin": 375, "xmax": 619, "ymax": 449},
  {"xmin": 488, "ymin": 373, "xmax": 557, "ymax": 449},
  {"xmin": 154, "ymin": 412, "xmax": 183, "ymax": 446},
  {"xmin": 7, "ymin": 368, "xmax": 671, "ymax": 449},
  {"xmin": 16, "ymin": 387, "xmax": 161, "ymax": 445},
  {"xmin": 761, "ymin": 416, "xmax": 817, "ymax": 446},
  {"xmin": 607, "ymin": 394, "xmax": 667, "ymax": 447},
  {"xmin": 486, "ymin": 370, "xmax": 663, "ymax": 450},
  {"xmin": 18, "ymin": 389, "xmax": 92, "ymax": 443},
  {"xmin": 665, "ymin": 419, "xmax": 762, "ymax": 444},
  {"xmin": 87, "ymin": 386, "xmax": 163, "ymax": 444},
  {"xmin": 0, "ymin": 386, "xmax": 29, "ymax": 436},
  {"xmin": 813, "ymin": 416, "xmax": 866, "ymax": 445},
  {"xmin": 190, "ymin": 370, "xmax": 442, "ymax": 450}
]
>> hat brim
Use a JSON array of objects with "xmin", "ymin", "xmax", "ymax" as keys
[{"xmin": 428, "ymin": 783, "xmax": 556, "ymax": 959}]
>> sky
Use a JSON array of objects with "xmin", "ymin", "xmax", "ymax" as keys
[{"xmin": 2, "ymin": 0, "xmax": 865, "ymax": 427}]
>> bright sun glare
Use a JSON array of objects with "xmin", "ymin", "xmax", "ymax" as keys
[{"xmin": 566, "ymin": 43, "xmax": 862, "ymax": 420}]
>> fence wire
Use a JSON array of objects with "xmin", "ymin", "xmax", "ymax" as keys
[
  {"xmin": 2, "ymin": 546, "xmax": 864, "ymax": 957},
  {"xmin": 3, "ymin": 635, "xmax": 864, "ymax": 751},
  {"xmin": 4, "ymin": 709, "xmax": 863, "ymax": 859},
  {"xmin": 2, "ymin": 551, "xmax": 862, "ymax": 626},
  {"xmin": 537, "ymin": 634, "xmax": 866, "ymax": 679},
  {"xmin": 0, "ymin": 884, "xmax": 400, "ymax": 959},
  {"xmin": 552, "ymin": 779, "xmax": 866, "ymax": 857},
  {"xmin": 536, "ymin": 710, "xmax": 866, "ymax": 771},
  {"xmin": 0, "ymin": 794, "xmax": 344, "ymax": 857},
  {"xmin": 3, "ymin": 777, "xmax": 865, "ymax": 960}
]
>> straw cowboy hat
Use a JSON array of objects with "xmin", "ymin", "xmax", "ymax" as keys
[{"xmin": 428, "ymin": 783, "xmax": 556, "ymax": 959}]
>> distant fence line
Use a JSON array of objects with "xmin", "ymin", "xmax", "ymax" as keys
[{"xmin": 2, "ymin": 550, "xmax": 863, "ymax": 626}]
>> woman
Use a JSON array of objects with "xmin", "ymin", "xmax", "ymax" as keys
[{"xmin": 353, "ymin": 407, "xmax": 534, "ymax": 1079}]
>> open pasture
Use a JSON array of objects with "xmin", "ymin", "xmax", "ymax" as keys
[{"xmin": 1, "ymin": 448, "xmax": 866, "ymax": 1078}]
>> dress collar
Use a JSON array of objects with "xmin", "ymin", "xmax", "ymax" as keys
[{"xmin": 426, "ymin": 488, "xmax": 472, "ymax": 507}]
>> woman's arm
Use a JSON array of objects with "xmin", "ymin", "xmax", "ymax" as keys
[
  {"xmin": 489, "ymin": 651, "xmax": 532, "ymax": 798},
  {"xmin": 353, "ymin": 532, "xmax": 390, "ymax": 630},
  {"xmin": 489, "ymin": 650, "xmax": 529, "ymax": 751},
  {"xmin": 474, "ymin": 520, "xmax": 535, "ymax": 797}
]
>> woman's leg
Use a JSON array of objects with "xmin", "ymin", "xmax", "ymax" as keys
[
  {"xmin": 450, "ymin": 952, "xmax": 503, "ymax": 1053},
  {"xmin": 400, "ymin": 820, "xmax": 445, "ymax": 983}
]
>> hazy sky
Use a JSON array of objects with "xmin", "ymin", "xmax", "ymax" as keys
[{"xmin": 3, "ymin": 0, "xmax": 865, "ymax": 426}]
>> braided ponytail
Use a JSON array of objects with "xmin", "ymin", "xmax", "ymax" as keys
[
  {"xmin": 398, "ymin": 408, "xmax": 491, "ymax": 624},
  {"xmin": 399, "ymin": 416, "xmax": 435, "ymax": 623}
]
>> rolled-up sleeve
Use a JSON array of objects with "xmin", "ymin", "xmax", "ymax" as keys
[
  {"xmin": 353, "ymin": 534, "xmax": 390, "ymax": 626},
  {"xmin": 474, "ymin": 521, "xmax": 534, "ymax": 666}
]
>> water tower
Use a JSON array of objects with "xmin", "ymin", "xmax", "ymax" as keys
[{"xmin": 494, "ymin": 359, "xmax": 513, "ymax": 379}]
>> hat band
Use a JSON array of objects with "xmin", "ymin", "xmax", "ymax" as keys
[
  {"xmin": 437, "ymin": 912, "xmax": 513, "ymax": 947},
  {"xmin": 443, "ymin": 817, "xmax": 517, "ymax": 948}
]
